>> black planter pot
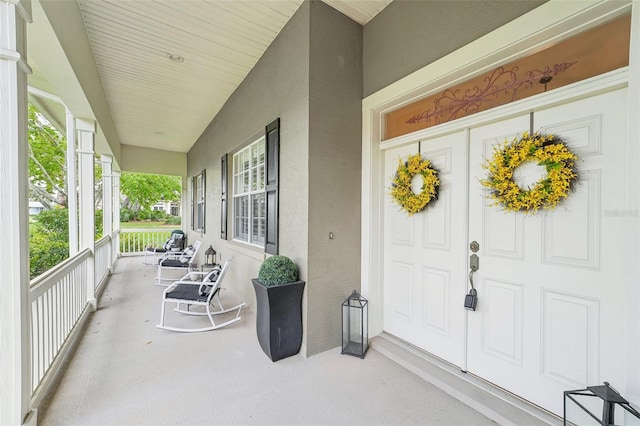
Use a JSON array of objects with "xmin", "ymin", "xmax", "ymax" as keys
[{"xmin": 252, "ymin": 279, "xmax": 305, "ymax": 362}]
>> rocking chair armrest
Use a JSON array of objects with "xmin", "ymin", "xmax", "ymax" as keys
[
  {"xmin": 160, "ymin": 251, "xmax": 184, "ymax": 260},
  {"xmin": 169, "ymin": 279, "xmax": 205, "ymax": 286},
  {"xmin": 163, "ymin": 279, "xmax": 208, "ymax": 294},
  {"xmin": 177, "ymin": 271, "xmax": 207, "ymax": 281}
]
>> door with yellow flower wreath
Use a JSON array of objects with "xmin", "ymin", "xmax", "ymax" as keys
[
  {"xmin": 383, "ymin": 130, "xmax": 469, "ymax": 368},
  {"xmin": 383, "ymin": 88, "xmax": 629, "ymax": 417},
  {"xmin": 466, "ymin": 88, "xmax": 628, "ymax": 416}
]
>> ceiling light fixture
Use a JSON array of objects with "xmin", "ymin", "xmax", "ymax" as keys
[{"xmin": 167, "ymin": 53, "xmax": 184, "ymax": 63}]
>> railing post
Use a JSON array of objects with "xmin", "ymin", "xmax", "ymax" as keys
[
  {"xmin": 101, "ymin": 155, "xmax": 113, "ymax": 271},
  {"xmin": 112, "ymin": 171, "xmax": 120, "ymax": 262},
  {"xmin": 0, "ymin": 0, "xmax": 33, "ymax": 424},
  {"xmin": 77, "ymin": 118, "xmax": 96, "ymax": 311}
]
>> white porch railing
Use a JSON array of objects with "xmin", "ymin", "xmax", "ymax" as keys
[
  {"xmin": 28, "ymin": 235, "xmax": 116, "ymax": 407},
  {"xmin": 27, "ymin": 229, "xmax": 174, "ymax": 409},
  {"xmin": 29, "ymin": 249, "xmax": 92, "ymax": 404},
  {"xmin": 119, "ymin": 229, "xmax": 172, "ymax": 255},
  {"xmin": 95, "ymin": 235, "xmax": 112, "ymax": 290}
]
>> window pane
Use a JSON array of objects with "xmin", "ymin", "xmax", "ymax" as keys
[
  {"xmin": 251, "ymin": 165, "xmax": 258, "ymax": 191},
  {"xmin": 242, "ymin": 149, "xmax": 250, "ymax": 193},
  {"xmin": 197, "ymin": 203, "xmax": 204, "ymax": 230},
  {"xmin": 251, "ymin": 193, "xmax": 266, "ymax": 245},
  {"xmin": 251, "ymin": 142, "xmax": 259, "ymax": 166},
  {"xmin": 255, "ymin": 139, "xmax": 265, "ymax": 191},
  {"xmin": 234, "ymin": 196, "xmax": 249, "ymax": 242},
  {"xmin": 257, "ymin": 164, "xmax": 265, "ymax": 190},
  {"xmin": 233, "ymin": 154, "xmax": 244, "ymax": 196},
  {"xmin": 243, "ymin": 171, "xmax": 249, "ymax": 194}
]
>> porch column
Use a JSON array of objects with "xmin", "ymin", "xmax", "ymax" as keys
[
  {"xmin": 112, "ymin": 171, "xmax": 121, "ymax": 260},
  {"xmin": 181, "ymin": 177, "xmax": 188, "ymax": 231},
  {"xmin": 77, "ymin": 118, "xmax": 96, "ymax": 311},
  {"xmin": 101, "ymin": 155, "xmax": 113, "ymax": 270},
  {"xmin": 0, "ymin": 0, "xmax": 33, "ymax": 424},
  {"xmin": 66, "ymin": 108, "xmax": 78, "ymax": 255}
]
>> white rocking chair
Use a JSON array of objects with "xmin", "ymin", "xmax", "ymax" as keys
[
  {"xmin": 157, "ymin": 258, "xmax": 245, "ymax": 332},
  {"xmin": 156, "ymin": 240, "xmax": 201, "ymax": 285},
  {"xmin": 144, "ymin": 231, "xmax": 185, "ymax": 265}
]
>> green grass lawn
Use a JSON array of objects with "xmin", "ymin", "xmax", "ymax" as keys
[{"xmin": 119, "ymin": 221, "xmax": 182, "ymax": 230}]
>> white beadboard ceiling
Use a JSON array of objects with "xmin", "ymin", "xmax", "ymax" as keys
[{"xmin": 69, "ymin": 0, "xmax": 392, "ymax": 154}]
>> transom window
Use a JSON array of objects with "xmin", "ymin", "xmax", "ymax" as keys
[
  {"xmin": 384, "ymin": 14, "xmax": 630, "ymax": 140},
  {"xmin": 233, "ymin": 137, "xmax": 265, "ymax": 246}
]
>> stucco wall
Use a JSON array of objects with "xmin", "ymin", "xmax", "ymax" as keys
[
  {"xmin": 186, "ymin": 0, "xmax": 363, "ymax": 358},
  {"xmin": 187, "ymin": 2, "xmax": 311, "ymax": 320},
  {"xmin": 363, "ymin": 0, "xmax": 546, "ymax": 96},
  {"xmin": 306, "ymin": 1, "xmax": 363, "ymax": 355}
]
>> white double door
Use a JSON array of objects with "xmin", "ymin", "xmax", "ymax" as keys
[{"xmin": 383, "ymin": 88, "xmax": 628, "ymax": 415}]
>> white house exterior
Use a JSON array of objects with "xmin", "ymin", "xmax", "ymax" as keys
[{"xmin": 28, "ymin": 201, "xmax": 44, "ymax": 215}]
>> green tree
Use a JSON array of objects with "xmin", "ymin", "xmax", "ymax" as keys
[
  {"xmin": 28, "ymin": 104, "xmax": 67, "ymax": 208},
  {"xmin": 120, "ymin": 172, "xmax": 181, "ymax": 214},
  {"xmin": 29, "ymin": 207, "xmax": 104, "ymax": 279},
  {"xmin": 27, "ymin": 103, "xmax": 108, "ymax": 278},
  {"xmin": 29, "ymin": 208, "xmax": 68, "ymax": 278}
]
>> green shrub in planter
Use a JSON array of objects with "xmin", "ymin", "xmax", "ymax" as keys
[
  {"xmin": 258, "ymin": 255, "xmax": 298, "ymax": 287},
  {"xmin": 253, "ymin": 255, "xmax": 305, "ymax": 361}
]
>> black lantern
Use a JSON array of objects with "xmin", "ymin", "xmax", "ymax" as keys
[
  {"xmin": 564, "ymin": 382, "xmax": 640, "ymax": 425},
  {"xmin": 204, "ymin": 245, "xmax": 216, "ymax": 267},
  {"xmin": 341, "ymin": 290, "xmax": 368, "ymax": 358}
]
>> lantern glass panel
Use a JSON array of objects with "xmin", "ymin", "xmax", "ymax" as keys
[
  {"xmin": 564, "ymin": 390, "xmax": 640, "ymax": 426},
  {"xmin": 565, "ymin": 393, "xmax": 604, "ymax": 425},
  {"xmin": 341, "ymin": 292, "xmax": 368, "ymax": 358}
]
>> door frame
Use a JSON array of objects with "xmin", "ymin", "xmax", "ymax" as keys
[{"xmin": 361, "ymin": 0, "xmax": 640, "ymax": 404}]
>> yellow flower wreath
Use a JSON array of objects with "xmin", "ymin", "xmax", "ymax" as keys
[
  {"xmin": 481, "ymin": 132, "xmax": 579, "ymax": 213},
  {"xmin": 390, "ymin": 153, "xmax": 440, "ymax": 215}
]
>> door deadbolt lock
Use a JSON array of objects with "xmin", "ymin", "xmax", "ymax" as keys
[
  {"xmin": 470, "ymin": 253, "xmax": 479, "ymax": 272},
  {"xmin": 470, "ymin": 241, "xmax": 480, "ymax": 253}
]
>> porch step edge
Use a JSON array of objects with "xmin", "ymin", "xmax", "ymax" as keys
[{"xmin": 370, "ymin": 333, "xmax": 561, "ymax": 426}]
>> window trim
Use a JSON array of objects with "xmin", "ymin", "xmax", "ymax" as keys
[{"xmin": 191, "ymin": 169, "xmax": 206, "ymax": 233}]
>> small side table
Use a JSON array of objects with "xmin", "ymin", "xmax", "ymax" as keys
[{"xmin": 201, "ymin": 263, "xmax": 220, "ymax": 272}]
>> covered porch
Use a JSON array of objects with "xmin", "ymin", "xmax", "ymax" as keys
[
  {"xmin": 3, "ymin": 0, "xmax": 640, "ymax": 424},
  {"xmin": 35, "ymin": 256, "xmax": 540, "ymax": 425}
]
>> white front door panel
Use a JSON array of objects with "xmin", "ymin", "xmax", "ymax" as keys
[
  {"xmin": 383, "ymin": 131, "xmax": 468, "ymax": 367},
  {"xmin": 466, "ymin": 89, "xmax": 628, "ymax": 415}
]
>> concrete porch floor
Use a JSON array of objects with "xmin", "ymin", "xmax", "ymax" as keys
[{"xmin": 37, "ymin": 257, "xmax": 526, "ymax": 426}]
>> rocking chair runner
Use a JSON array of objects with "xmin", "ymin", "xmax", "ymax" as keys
[
  {"xmin": 157, "ymin": 258, "xmax": 245, "ymax": 332},
  {"xmin": 156, "ymin": 240, "xmax": 201, "ymax": 285}
]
